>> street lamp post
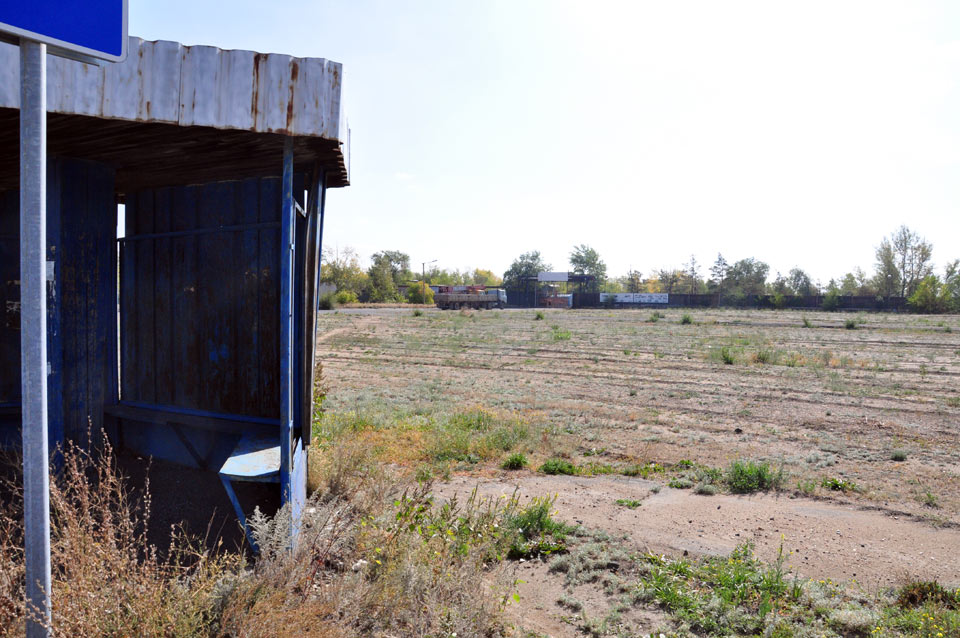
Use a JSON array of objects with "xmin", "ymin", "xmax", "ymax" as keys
[{"xmin": 422, "ymin": 260, "xmax": 436, "ymax": 303}]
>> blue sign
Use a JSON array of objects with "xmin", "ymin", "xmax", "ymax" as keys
[{"xmin": 0, "ymin": 0, "xmax": 127, "ymax": 62}]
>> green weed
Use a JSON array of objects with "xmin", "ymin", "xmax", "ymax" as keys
[
  {"xmin": 501, "ymin": 452, "xmax": 528, "ymax": 470},
  {"xmin": 539, "ymin": 458, "xmax": 578, "ymax": 475},
  {"xmin": 506, "ymin": 495, "xmax": 574, "ymax": 559},
  {"xmin": 726, "ymin": 460, "xmax": 785, "ymax": 493}
]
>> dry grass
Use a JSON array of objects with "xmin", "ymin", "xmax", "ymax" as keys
[
  {"xmin": 1, "ymin": 430, "xmax": 518, "ymax": 637},
  {"xmin": 0, "ymin": 439, "xmax": 239, "ymax": 637}
]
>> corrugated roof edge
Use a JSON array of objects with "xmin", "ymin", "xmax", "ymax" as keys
[{"xmin": 0, "ymin": 36, "xmax": 347, "ymax": 144}]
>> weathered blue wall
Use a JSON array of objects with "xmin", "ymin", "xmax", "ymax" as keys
[
  {"xmin": 0, "ymin": 157, "xmax": 116, "ymax": 449},
  {"xmin": 116, "ymin": 175, "xmax": 304, "ymax": 469}
]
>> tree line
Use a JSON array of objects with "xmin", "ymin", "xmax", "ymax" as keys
[
  {"xmin": 501, "ymin": 226, "xmax": 959, "ymax": 313},
  {"xmin": 320, "ymin": 247, "xmax": 502, "ymax": 304},
  {"xmin": 320, "ymin": 226, "xmax": 959, "ymax": 312}
]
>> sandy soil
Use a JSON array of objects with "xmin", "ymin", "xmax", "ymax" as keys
[{"xmin": 315, "ymin": 307, "xmax": 960, "ymax": 634}]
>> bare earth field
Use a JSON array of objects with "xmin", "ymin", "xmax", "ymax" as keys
[{"xmin": 314, "ymin": 307, "xmax": 960, "ymax": 636}]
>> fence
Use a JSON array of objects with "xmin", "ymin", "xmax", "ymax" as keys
[{"xmin": 504, "ymin": 291, "xmax": 907, "ymax": 311}]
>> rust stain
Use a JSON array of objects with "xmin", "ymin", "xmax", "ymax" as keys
[
  {"xmin": 286, "ymin": 61, "xmax": 299, "ymax": 131},
  {"xmin": 251, "ymin": 53, "xmax": 267, "ymax": 129}
]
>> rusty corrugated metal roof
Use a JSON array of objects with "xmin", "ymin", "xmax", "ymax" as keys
[{"xmin": 0, "ymin": 36, "xmax": 346, "ymax": 144}]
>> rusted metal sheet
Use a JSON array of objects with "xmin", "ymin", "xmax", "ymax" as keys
[{"xmin": 0, "ymin": 36, "xmax": 346, "ymax": 142}]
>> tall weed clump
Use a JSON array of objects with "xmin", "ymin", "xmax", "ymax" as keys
[{"xmin": 0, "ymin": 440, "xmax": 238, "ymax": 637}]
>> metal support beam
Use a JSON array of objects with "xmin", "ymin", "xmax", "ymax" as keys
[
  {"xmin": 279, "ymin": 138, "xmax": 294, "ymax": 507},
  {"xmin": 19, "ymin": 39, "xmax": 52, "ymax": 638}
]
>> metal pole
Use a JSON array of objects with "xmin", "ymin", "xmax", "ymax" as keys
[{"xmin": 20, "ymin": 39, "xmax": 52, "ymax": 638}]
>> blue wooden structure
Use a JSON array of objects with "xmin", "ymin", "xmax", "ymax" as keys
[{"xmin": 0, "ymin": 37, "xmax": 349, "ymax": 547}]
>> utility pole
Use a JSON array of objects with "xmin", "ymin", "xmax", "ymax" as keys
[{"xmin": 421, "ymin": 259, "xmax": 436, "ymax": 303}]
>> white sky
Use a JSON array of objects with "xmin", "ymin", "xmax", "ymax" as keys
[{"xmin": 131, "ymin": 1, "xmax": 960, "ymax": 284}]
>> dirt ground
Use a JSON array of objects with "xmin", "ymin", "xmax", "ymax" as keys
[{"xmin": 315, "ymin": 307, "xmax": 960, "ymax": 634}]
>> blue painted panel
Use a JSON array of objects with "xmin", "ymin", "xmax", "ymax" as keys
[
  {"xmin": 121, "ymin": 177, "xmax": 303, "ymax": 421},
  {"xmin": 121, "ymin": 420, "xmax": 237, "ymax": 471},
  {"xmin": 0, "ymin": 0, "xmax": 127, "ymax": 61},
  {"xmin": 57, "ymin": 158, "xmax": 116, "ymax": 445},
  {"xmin": 0, "ymin": 190, "xmax": 20, "ymax": 407},
  {"xmin": 0, "ymin": 158, "xmax": 115, "ymax": 450}
]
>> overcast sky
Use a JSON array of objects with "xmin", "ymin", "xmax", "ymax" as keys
[{"xmin": 131, "ymin": 1, "xmax": 959, "ymax": 284}]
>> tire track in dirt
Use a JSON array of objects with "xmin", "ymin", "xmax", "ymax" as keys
[{"xmin": 436, "ymin": 474, "xmax": 960, "ymax": 588}]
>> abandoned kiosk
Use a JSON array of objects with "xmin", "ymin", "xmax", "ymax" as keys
[{"xmin": 0, "ymin": 37, "xmax": 349, "ymax": 545}]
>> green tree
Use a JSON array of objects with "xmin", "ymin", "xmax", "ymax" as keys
[
  {"xmin": 470, "ymin": 268, "xmax": 502, "ymax": 287},
  {"xmin": 656, "ymin": 268, "xmax": 683, "ymax": 294},
  {"xmin": 569, "ymin": 244, "xmax": 607, "ymax": 291},
  {"xmin": 684, "ymin": 255, "xmax": 702, "ymax": 293},
  {"xmin": 371, "ymin": 250, "xmax": 412, "ymax": 289},
  {"xmin": 908, "ymin": 275, "xmax": 949, "ymax": 314},
  {"xmin": 709, "ymin": 254, "xmax": 729, "ymax": 295},
  {"xmin": 944, "ymin": 260, "xmax": 960, "ymax": 312},
  {"xmin": 623, "ymin": 269, "xmax": 643, "ymax": 293},
  {"xmin": 725, "ymin": 258, "xmax": 769, "ymax": 297},
  {"xmin": 873, "ymin": 237, "xmax": 901, "ymax": 298},
  {"xmin": 890, "ymin": 225, "xmax": 933, "ymax": 298},
  {"xmin": 839, "ymin": 272, "xmax": 858, "ymax": 296},
  {"xmin": 320, "ymin": 246, "xmax": 368, "ymax": 295},
  {"xmin": 407, "ymin": 284, "xmax": 435, "ymax": 304},
  {"xmin": 365, "ymin": 259, "xmax": 401, "ymax": 302},
  {"xmin": 502, "ymin": 251, "xmax": 551, "ymax": 290},
  {"xmin": 787, "ymin": 268, "xmax": 813, "ymax": 296}
]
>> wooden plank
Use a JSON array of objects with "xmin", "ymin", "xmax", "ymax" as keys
[
  {"xmin": 258, "ymin": 177, "xmax": 280, "ymax": 418},
  {"xmin": 45, "ymin": 160, "xmax": 64, "ymax": 448},
  {"xmin": 87, "ymin": 161, "xmax": 116, "ymax": 441},
  {"xmin": 171, "ymin": 185, "xmax": 200, "ymax": 409},
  {"xmin": 134, "ymin": 188, "xmax": 156, "ymax": 403},
  {"xmin": 196, "ymin": 182, "xmax": 223, "ymax": 412},
  {"xmin": 0, "ymin": 190, "xmax": 19, "ymax": 403},
  {"xmin": 238, "ymin": 178, "xmax": 261, "ymax": 416},
  {"xmin": 153, "ymin": 187, "xmax": 173, "ymax": 405}
]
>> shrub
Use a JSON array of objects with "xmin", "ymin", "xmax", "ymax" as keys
[
  {"xmin": 318, "ymin": 291, "xmax": 338, "ymax": 310},
  {"xmin": 335, "ymin": 289, "xmax": 359, "ymax": 305},
  {"xmin": 801, "ymin": 315, "xmax": 813, "ymax": 328},
  {"xmin": 614, "ymin": 498, "xmax": 642, "ymax": 509},
  {"xmin": 890, "ymin": 450, "xmax": 908, "ymax": 462},
  {"xmin": 680, "ymin": 313, "xmax": 693, "ymax": 325},
  {"xmin": 822, "ymin": 290, "xmax": 840, "ymax": 311},
  {"xmin": 726, "ymin": 460, "xmax": 784, "ymax": 493},
  {"xmin": 406, "ymin": 284, "xmax": 434, "ymax": 305},
  {"xmin": 772, "ymin": 292, "xmax": 786, "ymax": 309},
  {"xmin": 534, "ymin": 310, "xmax": 545, "ymax": 320},
  {"xmin": 647, "ymin": 312, "xmax": 661, "ymax": 323},
  {"xmin": 412, "ymin": 308, "xmax": 424, "ymax": 317},
  {"xmin": 721, "ymin": 347, "xmax": 735, "ymax": 365},
  {"xmin": 539, "ymin": 458, "xmax": 578, "ymax": 475},
  {"xmin": 844, "ymin": 318, "xmax": 857, "ymax": 330},
  {"xmin": 551, "ymin": 325, "xmax": 571, "ymax": 341},
  {"xmin": 501, "ymin": 453, "xmax": 528, "ymax": 470}
]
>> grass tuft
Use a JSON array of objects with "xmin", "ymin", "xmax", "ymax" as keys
[
  {"xmin": 501, "ymin": 452, "xmax": 528, "ymax": 470},
  {"xmin": 539, "ymin": 458, "xmax": 578, "ymax": 475},
  {"xmin": 726, "ymin": 460, "xmax": 785, "ymax": 493}
]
